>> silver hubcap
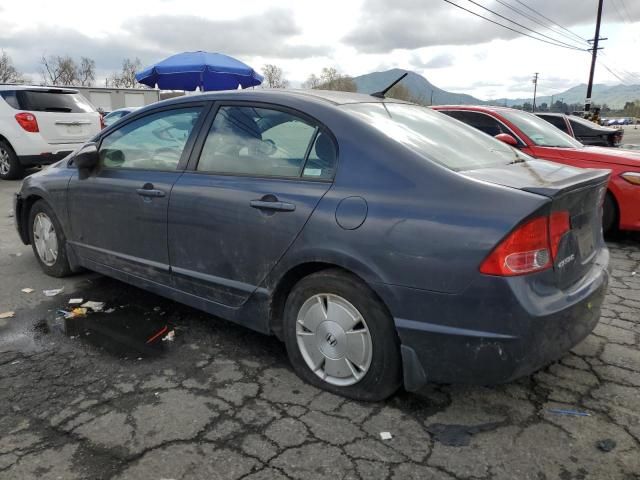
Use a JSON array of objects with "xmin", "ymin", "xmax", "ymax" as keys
[
  {"xmin": 0, "ymin": 148, "xmax": 10, "ymax": 176},
  {"xmin": 33, "ymin": 213, "xmax": 58, "ymax": 266},
  {"xmin": 296, "ymin": 294, "xmax": 373, "ymax": 386}
]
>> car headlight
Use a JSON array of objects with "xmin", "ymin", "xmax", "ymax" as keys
[{"xmin": 621, "ymin": 172, "xmax": 640, "ymax": 185}]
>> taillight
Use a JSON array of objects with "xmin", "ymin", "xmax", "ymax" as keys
[
  {"xmin": 480, "ymin": 211, "xmax": 570, "ymax": 276},
  {"xmin": 100, "ymin": 115, "xmax": 106, "ymax": 129},
  {"xmin": 549, "ymin": 211, "xmax": 570, "ymax": 259},
  {"xmin": 15, "ymin": 112, "xmax": 39, "ymax": 132}
]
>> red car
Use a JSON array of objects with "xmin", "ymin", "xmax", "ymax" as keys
[{"xmin": 434, "ymin": 105, "xmax": 640, "ymax": 233}]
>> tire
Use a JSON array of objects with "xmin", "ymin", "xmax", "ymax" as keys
[
  {"xmin": 28, "ymin": 200, "xmax": 73, "ymax": 277},
  {"xmin": 602, "ymin": 192, "xmax": 617, "ymax": 236},
  {"xmin": 0, "ymin": 140, "xmax": 24, "ymax": 180},
  {"xmin": 283, "ymin": 269, "xmax": 402, "ymax": 401}
]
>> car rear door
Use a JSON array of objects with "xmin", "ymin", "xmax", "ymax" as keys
[
  {"xmin": 67, "ymin": 103, "xmax": 207, "ymax": 283},
  {"xmin": 168, "ymin": 103, "xmax": 337, "ymax": 306},
  {"xmin": 17, "ymin": 89, "xmax": 101, "ymax": 143}
]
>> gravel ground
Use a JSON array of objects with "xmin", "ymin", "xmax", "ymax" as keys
[{"xmin": 1, "ymin": 178, "xmax": 639, "ymax": 480}]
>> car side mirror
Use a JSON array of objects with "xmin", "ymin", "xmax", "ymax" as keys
[
  {"xmin": 494, "ymin": 133, "xmax": 518, "ymax": 147},
  {"xmin": 74, "ymin": 143, "xmax": 99, "ymax": 179}
]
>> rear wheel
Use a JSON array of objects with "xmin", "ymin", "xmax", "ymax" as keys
[
  {"xmin": 602, "ymin": 192, "xmax": 617, "ymax": 236},
  {"xmin": 0, "ymin": 140, "xmax": 24, "ymax": 180},
  {"xmin": 283, "ymin": 269, "xmax": 402, "ymax": 401},
  {"xmin": 28, "ymin": 200, "xmax": 73, "ymax": 277}
]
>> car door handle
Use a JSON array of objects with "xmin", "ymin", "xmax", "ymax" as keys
[
  {"xmin": 250, "ymin": 200, "xmax": 296, "ymax": 212},
  {"xmin": 136, "ymin": 188, "xmax": 166, "ymax": 198}
]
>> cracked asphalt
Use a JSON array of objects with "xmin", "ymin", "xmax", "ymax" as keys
[{"xmin": 1, "ymin": 178, "xmax": 640, "ymax": 480}]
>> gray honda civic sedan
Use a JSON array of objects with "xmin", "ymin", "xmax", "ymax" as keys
[{"xmin": 14, "ymin": 89, "xmax": 610, "ymax": 400}]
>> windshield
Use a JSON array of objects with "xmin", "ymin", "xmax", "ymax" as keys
[
  {"xmin": 501, "ymin": 109, "xmax": 583, "ymax": 148},
  {"xmin": 342, "ymin": 103, "xmax": 530, "ymax": 171}
]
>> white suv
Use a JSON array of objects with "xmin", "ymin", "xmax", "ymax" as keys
[{"xmin": 0, "ymin": 85, "xmax": 102, "ymax": 180}]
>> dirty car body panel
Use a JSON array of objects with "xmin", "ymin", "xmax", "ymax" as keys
[{"xmin": 16, "ymin": 90, "xmax": 610, "ymax": 391}]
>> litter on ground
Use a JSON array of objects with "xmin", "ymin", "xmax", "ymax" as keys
[
  {"xmin": 548, "ymin": 408, "xmax": 591, "ymax": 417},
  {"xmin": 21, "ymin": 288, "xmax": 34, "ymax": 293},
  {"xmin": 43, "ymin": 288, "xmax": 64, "ymax": 297},
  {"xmin": 380, "ymin": 432, "xmax": 393, "ymax": 440},
  {"xmin": 0, "ymin": 311, "xmax": 15, "ymax": 319},
  {"xmin": 81, "ymin": 301, "xmax": 105, "ymax": 312},
  {"xmin": 162, "ymin": 330, "xmax": 175, "ymax": 342},
  {"xmin": 68, "ymin": 298, "xmax": 84, "ymax": 305},
  {"xmin": 57, "ymin": 308, "xmax": 88, "ymax": 319},
  {"xmin": 146, "ymin": 325, "xmax": 169, "ymax": 344}
]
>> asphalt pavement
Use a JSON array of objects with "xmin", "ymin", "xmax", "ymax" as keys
[{"xmin": 1, "ymin": 176, "xmax": 639, "ymax": 480}]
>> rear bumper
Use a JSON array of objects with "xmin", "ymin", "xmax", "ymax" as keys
[
  {"xmin": 372, "ymin": 248, "xmax": 609, "ymax": 390},
  {"xmin": 18, "ymin": 151, "xmax": 73, "ymax": 167}
]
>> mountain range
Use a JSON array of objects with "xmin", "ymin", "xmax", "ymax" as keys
[{"xmin": 352, "ymin": 69, "xmax": 640, "ymax": 109}]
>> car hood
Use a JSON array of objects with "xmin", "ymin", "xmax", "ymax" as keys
[{"xmin": 530, "ymin": 145, "xmax": 640, "ymax": 168}]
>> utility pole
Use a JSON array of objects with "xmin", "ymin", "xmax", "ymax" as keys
[
  {"xmin": 532, "ymin": 73, "xmax": 539, "ymax": 112},
  {"xmin": 551, "ymin": 95, "xmax": 554, "ymax": 111},
  {"xmin": 585, "ymin": 0, "xmax": 606, "ymax": 114},
  {"xmin": 430, "ymin": 90, "xmax": 434, "ymax": 106}
]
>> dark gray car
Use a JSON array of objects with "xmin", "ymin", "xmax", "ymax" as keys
[{"xmin": 14, "ymin": 90, "xmax": 610, "ymax": 400}]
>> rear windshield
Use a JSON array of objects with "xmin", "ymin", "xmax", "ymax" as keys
[
  {"xmin": 5, "ymin": 90, "xmax": 95, "ymax": 113},
  {"xmin": 341, "ymin": 103, "xmax": 529, "ymax": 171},
  {"xmin": 501, "ymin": 109, "xmax": 583, "ymax": 148}
]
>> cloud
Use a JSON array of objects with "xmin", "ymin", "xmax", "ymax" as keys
[
  {"xmin": 0, "ymin": 8, "xmax": 331, "ymax": 76},
  {"xmin": 411, "ymin": 53, "xmax": 454, "ymax": 69},
  {"xmin": 344, "ymin": 0, "xmax": 640, "ymax": 53},
  {"xmin": 124, "ymin": 10, "xmax": 330, "ymax": 59}
]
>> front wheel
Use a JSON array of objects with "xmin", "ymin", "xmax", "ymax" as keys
[
  {"xmin": 283, "ymin": 269, "xmax": 402, "ymax": 401},
  {"xmin": 28, "ymin": 200, "xmax": 73, "ymax": 277}
]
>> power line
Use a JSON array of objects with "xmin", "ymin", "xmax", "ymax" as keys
[
  {"xmin": 618, "ymin": 0, "xmax": 633, "ymax": 23},
  {"xmin": 493, "ymin": 0, "xmax": 590, "ymax": 48},
  {"xmin": 442, "ymin": 0, "xmax": 586, "ymax": 51},
  {"xmin": 462, "ymin": 0, "xmax": 588, "ymax": 50},
  {"xmin": 511, "ymin": 0, "xmax": 590, "ymax": 44}
]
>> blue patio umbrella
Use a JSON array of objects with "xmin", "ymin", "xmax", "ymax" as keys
[{"xmin": 135, "ymin": 51, "xmax": 263, "ymax": 91}]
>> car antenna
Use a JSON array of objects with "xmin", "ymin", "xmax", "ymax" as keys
[{"xmin": 371, "ymin": 72, "xmax": 408, "ymax": 99}]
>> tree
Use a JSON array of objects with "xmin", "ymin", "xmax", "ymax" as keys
[
  {"xmin": 302, "ymin": 73, "xmax": 321, "ymax": 89},
  {"xmin": 41, "ymin": 55, "xmax": 78, "ymax": 85},
  {"xmin": 78, "ymin": 57, "xmax": 96, "ymax": 86},
  {"xmin": 303, "ymin": 67, "xmax": 356, "ymax": 92},
  {"xmin": 261, "ymin": 64, "xmax": 288, "ymax": 88},
  {"xmin": 0, "ymin": 50, "xmax": 22, "ymax": 83},
  {"xmin": 109, "ymin": 58, "xmax": 143, "ymax": 88}
]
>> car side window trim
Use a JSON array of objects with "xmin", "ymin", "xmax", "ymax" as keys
[
  {"xmin": 94, "ymin": 102, "xmax": 212, "ymax": 173},
  {"xmin": 444, "ymin": 110, "xmax": 528, "ymax": 147},
  {"xmin": 185, "ymin": 100, "xmax": 338, "ymax": 182}
]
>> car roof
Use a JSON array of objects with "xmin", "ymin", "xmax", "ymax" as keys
[
  {"xmin": 153, "ymin": 88, "xmax": 410, "ymax": 109},
  {"xmin": 433, "ymin": 105, "xmax": 519, "ymax": 114},
  {"xmin": 535, "ymin": 112, "xmax": 564, "ymax": 117},
  {"xmin": 0, "ymin": 84, "xmax": 79, "ymax": 94}
]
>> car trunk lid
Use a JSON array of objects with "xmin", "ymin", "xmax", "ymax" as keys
[{"xmin": 464, "ymin": 159, "xmax": 610, "ymax": 288}]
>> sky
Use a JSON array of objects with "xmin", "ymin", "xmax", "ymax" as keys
[{"xmin": 1, "ymin": 0, "xmax": 639, "ymax": 100}]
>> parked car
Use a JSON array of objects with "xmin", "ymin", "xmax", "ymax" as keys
[
  {"xmin": 535, "ymin": 112, "xmax": 623, "ymax": 147},
  {"xmin": 15, "ymin": 90, "xmax": 610, "ymax": 400},
  {"xmin": 102, "ymin": 107, "xmax": 140, "ymax": 128},
  {"xmin": 434, "ymin": 105, "xmax": 640, "ymax": 233},
  {"xmin": 0, "ymin": 85, "xmax": 102, "ymax": 179}
]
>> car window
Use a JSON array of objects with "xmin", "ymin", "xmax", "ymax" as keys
[
  {"xmin": 197, "ymin": 106, "xmax": 318, "ymax": 177},
  {"xmin": 500, "ymin": 109, "xmax": 583, "ymax": 148},
  {"xmin": 17, "ymin": 90, "xmax": 95, "ymax": 113},
  {"xmin": 342, "ymin": 103, "xmax": 530, "ymax": 171},
  {"xmin": 538, "ymin": 115, "xmax": 569, "ymax": 133},
  {"xmin": 440, "ymin": 110, "xmax": 516, "ymax": 139},
  {"xmin": 303, "ymin": 132, "xmax": 337, "ymax": 180},
  {"xmin": 569, "ymin": 117, "xmax": 596, "ymax": 136},
  {"xmin": 0, "ymin": 91, "xmax": 20, "ymax": 109},
  {"xmin": 99, "ymin": 107, "xmax": 202, "ymax": 171}
]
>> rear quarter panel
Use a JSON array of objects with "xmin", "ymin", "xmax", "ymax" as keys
[{"xmin": 268, "ymin": 112, "xmax": 551, "ymax": 295}]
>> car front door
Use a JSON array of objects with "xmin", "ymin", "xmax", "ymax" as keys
[
  {"xmin": 168, "ymin": 103, "xmax": 337, "ymax": 307},
  {"xmin": 67, "ymin": 104, "xmax": 206, "ymax": 283}
]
